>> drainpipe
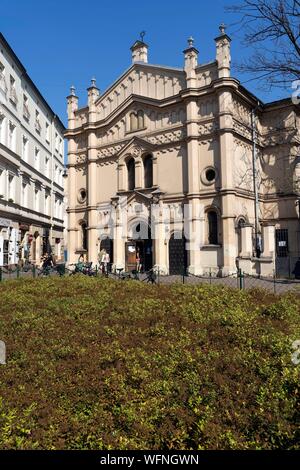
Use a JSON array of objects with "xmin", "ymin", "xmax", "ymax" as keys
[{"xmin": 251, "ymin": 103, "xmax": 261, "ymax": 258}]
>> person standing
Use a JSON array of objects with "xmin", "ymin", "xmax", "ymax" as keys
[{"xmin": 136, "ymin": 250, "xmax": 142, "ymax": 273}]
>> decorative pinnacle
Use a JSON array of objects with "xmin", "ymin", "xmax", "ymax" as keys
[
  {"xmin": 140, "ymin": 31, "xmax": 146, "ymax": 42},
  {"xmin": 70, "ymin": 85, "xmax": 76, "ymax": 96},
  {"xmin": 219, "ymin": 23, "xmax": 226, "ymax": 35},
  {"xmin": 91, "ymin": 77, "xmax": 96, "ymax": 87},
  {"xmin": 187, "ymin": 36, "xmax": 194, "ymax": 47}
]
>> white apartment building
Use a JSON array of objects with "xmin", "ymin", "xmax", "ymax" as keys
[{"xmin": 0, "ymin": 33, "xmax": 65, "ymax": 266}]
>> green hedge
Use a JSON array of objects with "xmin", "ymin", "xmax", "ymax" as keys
[{"xmin": 0, "ymin": 277, "xmax": 299, "ymax": 449}]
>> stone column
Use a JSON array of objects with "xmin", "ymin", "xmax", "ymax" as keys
[
  {"xmin": 87, "ymin": 79, "xmax": 100, "ymax": 265},
  {"xmin": 240, "ymin": 223, "xmax": 253, "ymax": 257},
  {"xmin": 262, "ymin": 223, "xmax": 275, "ymax": 257}
]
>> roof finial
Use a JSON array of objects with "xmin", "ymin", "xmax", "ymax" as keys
[
  {"xmin": 70, "ymin": 85, "xmax": 76, "ymax": 96},
  {"xmin": 140, "ymin": 31, "xmax": 146, "ymax": 42},
  {"xmin": 188, "ymin": 36, "xmax": 194, "ymax": 47},
  {"xmin": 219, "ymin": 23, "xmax": 226, "ymax": 35},
  {"xmin": 91, "ymin": 77, "xmax": 96, "ymax": 87}
]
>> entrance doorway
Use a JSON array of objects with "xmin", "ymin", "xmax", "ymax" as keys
[
  {"xmin": 126, "ymin": 221, "xmax": 152, "ymax": 272},
  {"xmin": 169, "ymin": 232, "xmax": 187, "ymax": 275}
]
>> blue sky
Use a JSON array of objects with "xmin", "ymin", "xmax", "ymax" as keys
[{"xmin": 1, "ymin": 0, "xmax": 290, "ymax": 127}]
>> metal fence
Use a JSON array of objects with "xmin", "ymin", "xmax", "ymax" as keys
[{"xmin": 1, "ymin": 264, "xmax": 300, "ymax": 294}]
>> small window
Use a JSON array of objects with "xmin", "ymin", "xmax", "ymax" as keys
[
  {"xmin": 130, "ymin": 112, "xmax": 138, "ymax": 131},
  {"xmin": 144, "ymin": 154, "xmax": 153, "ymax": 188},
  {"xmin": 207, "ymin": 211, "xmax": 218, "ymax": 245},
  {"xmin": 206, "ymin": 168, "xmax": 216, "ymax": 182},
  {"xmin": 23, "ymin": 95, "xmax": 30, "ymax": 120},
  {"xmin": 137, "ymin": 110, "xmax": 144, "ymax": 129},
  {"xmin": 127, "ymin": 158, "xmax": 135, "ymax": 190}
]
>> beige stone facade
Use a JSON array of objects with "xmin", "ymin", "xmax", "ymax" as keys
[{"xmin": 65, "ymin": 27, "xmax": 300, "ymax": 277}]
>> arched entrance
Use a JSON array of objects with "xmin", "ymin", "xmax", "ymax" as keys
[
  {"xmin": 100, "ymin": 237, "xmax": 114, "ymax": 264},
  {"xmin": 126, "ymin": 220, "xmax": 152, "ymax": 272},
  {"xmin": 169, "ymin": 232, "xmax": 187, "ymax": 275}
]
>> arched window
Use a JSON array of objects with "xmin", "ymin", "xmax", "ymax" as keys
[
  {"xmin": 237, "ymin": 218, "xmax": 245, "ymax": 255},
  {"xmin": 130, "ymin": 112, "xmax": 138, "ymax": 131},
  {"xmin": 81, "ymin": 221, "xmax": 88, "ymax": 251},
  {"xmin": 207, "ymin": 211, "xmax": 218, "ymax": 245},
  {"xmin": 137, "ymin": 110, "xmax": 144, "ymax": 129},
  {"xmin": 144, "ymin": 154, "xmax": 153, "ymax": 188},
  {"xmin": 127, "ymin": 158, "xmax": 135, "ymax": 190}
]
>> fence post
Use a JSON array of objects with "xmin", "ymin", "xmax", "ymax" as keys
[
  {"xmin": 209, "ymin": 268, "xmax": 212, "ymax": 285},
  {"xmin": 157, "ymin": 267, "xmax": 160, "ymax": 285},
  {"xmin": 238, "ymin": 269, "xmax": 244, "ymax": 290},
  {"xmin": 17, "ymin": 265, "xmax": 20, "ymax": 279},
  {"xmin": 32, "ymin": 264, "xmax": 36, "ymax": 279},
  {"xmin": 273, "ymin": 269, "xmax": 276, "ymax": 294},
  {"xmin": 182, "ymin": 266, "xmax": 185, "ymax": 284},
  {"xmin": 95, "ymin": 265, "xmax": 98, "ymax": 277},
  {"xmin": 0, "ymin": 267, "xmax": 2, "ymax": 282}
]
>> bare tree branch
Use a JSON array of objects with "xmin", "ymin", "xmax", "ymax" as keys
[{"xmin": 227, "ymin": 0, "xmax": 300, "ymax": 89}]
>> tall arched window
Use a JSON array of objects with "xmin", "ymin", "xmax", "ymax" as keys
[
  {"xmin": 81, "ymin": 221, "xmax": 88, "ymax": 250},
  {"xmin": 130, "ymin": 112, "xmax": 138, "ymax": 131},
  {"xmin": 127, "ymin": 158, "xmax": 135, "ymax": 190},
  {"xmin": 237, "ymin": 218, "xmax": 245, "ymax": 255},
  {"xmin": 137, "ymin": 110, "xmax": 144, "ymax": 129},
  {"xmin": 207, "ymin": 211, "xmax": 218, "ymax": 245},
  {"xmin": 144, "ymin": 154, "xmax": 153, "ymax": 188}
]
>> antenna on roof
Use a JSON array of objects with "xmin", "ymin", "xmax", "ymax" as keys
[{"xmin": 140, "ymin": 31, "xmax": 146, "ymax": 42}]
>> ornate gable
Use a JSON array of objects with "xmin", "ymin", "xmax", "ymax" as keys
[
  {"xmin": 117, "ymin": 136, "xmax": 156, "ymax": 162},
  {"xmin": 95, "ymin": 64, "xmax": 185, "ymax": 121}
]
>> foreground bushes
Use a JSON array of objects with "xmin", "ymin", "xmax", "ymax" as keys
[{"xmin": 0, "ymin": 276, "xmax": 299, "ymax": 449}]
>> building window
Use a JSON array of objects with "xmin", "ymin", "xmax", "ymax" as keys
[
  {"xmin": 0, "ymin": 62, "xmax": 7, "ymax": 96},
  {"xmin": 23, "ymin": 95, "xmax": 30, "ymax": 121},
  {"xmin": 144, "ymin": 154, "xmax": 153, "ymax": 188},
  {"xmin": 80, "ymin": 221, "xmax": 88, "ymax": 251},
  {"xmin": 127, "ymin": 158, "xmax": 135, "ymax": 190},
  {"xmin": 22, "ymin": 135, "xmax": 28, "ymax": 161},
  {"xmin": 45, "ymin": 191, "xmax": 50, "ymax": 215},
  {"xmin": 35, "ymin": 147, "xmax": 40, "ymax": 169},
  {"xmin": 35, "ymin": 110, "xmax": 41, "ymax": 133},
  {"xmin": 8, "ymin": 174, "xmax": 15, "ymax": 201},
  {"xmin": 46, "ymin": 122, "xmax": 50, "ymax": 142},
  {"xmin": 55, "ymin": 132, "xmax": 59, "ymax": 152},
  {"xmin": 8, "ymin": 121, "xmax": 16, "ymax": 151},
  {"xmin": 45, "ymin": 156, "xmax": 50, "ymax": 177},
  {"xmin": 34, "ymin": 188, "xmax": 39, "ymax": 212},
  {"xmin": 137, "ymin": 110, "xmax": 144, "ymax": 129},
  {"xmin": 129, "ymin": 110, "xmax": 145, "ymax": 132},
  {"xmin": 9, "ymin": 75, "xmax": 18, "ymax": 105},
  {"xmin": 22, "ymin": 180, "xmax": 28, "ymax": 208},
  {"xmin": 59, "ymin": 138, "xmax": 63, "ymax": 156},
  {"xmin": 0, "ymin": 113, "xmax": 5, "ymax": 144},
  {"xmin": 237, "ymin": 218, "xmax": 246, "ymax": 255},
  {"xmin": 207, "ymin": 210, "xmax": 218, "ymax": 245}
]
